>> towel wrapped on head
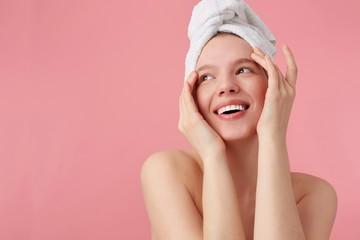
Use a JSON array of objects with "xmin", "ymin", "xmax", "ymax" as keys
[{"xmin": 184, "ymin": 0, "xmax": 277, "ymax": 81}]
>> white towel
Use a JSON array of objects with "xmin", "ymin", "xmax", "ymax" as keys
[{"xmin": 185, "ymin": 0, "xmax": 277, "ymax": 81}]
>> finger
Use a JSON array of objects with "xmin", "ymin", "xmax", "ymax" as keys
[
  {"xmin": 183, "ymin": 81, "xmax": 199, "ymax": 114},
  {"xmin": 253, "ymin": 46, "xmax": 266, "ymax": 57},
  {"xmin": 185, "ymin": 71, "xmax": 199, "ymax": 94},
  {"xmin": 265, "ymin": 54, "xmax": 279, "ymax": 90},
  {"xmin": 276, "ymin": 64, "xmax": 294, "ymax": 94},
  {"xmin": 182, "ymin": 71, "xmax": 194, "ymax": 91},
  {"xmin": 275, "ymin": 65, "xmax": 287, "ymax": 94},
  {"xmin": 250, "ymin": 52, "xmax": 267, "ymax": 71},
  {"xmin": 179, "ymin": 83, "xmax": 187, "ymax": 118},
  {"xmin": 187, "ymin": 71, "xmax": 200, "ymax": 105},
  {"xmin": 180, "ymin": 78, "xmax": 192, "ymax": 115},
  {"xmin": 251, "ymin": 46, "xmax": 266, "ymax": 66},
  {"xmin": 283, "ymin": 44, "xmax": 297, "ymax": 88}
]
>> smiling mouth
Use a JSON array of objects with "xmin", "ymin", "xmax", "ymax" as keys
[{"xmin": 215, "ymin": 104, "xmax": 250, "ymax": 115}]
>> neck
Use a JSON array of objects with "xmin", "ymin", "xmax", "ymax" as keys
[{"xmin": 225, "ymin": 134, "xmax": 259, "ymax": 200}]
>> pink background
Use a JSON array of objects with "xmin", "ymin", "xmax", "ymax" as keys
[{"xmin": 0, "ymin": 0, "xmax": 359, "ymax": 239}]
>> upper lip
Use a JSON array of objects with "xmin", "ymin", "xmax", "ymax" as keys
[{"xmin": 213, "ymin": 99, "xmax": 250, "ymax": 114}]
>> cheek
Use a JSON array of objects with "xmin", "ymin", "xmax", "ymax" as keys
[
  {"xmin": 247, "ymin": 81, "xmax": 268, "ymax": 107},
  {"xmin": 257, "ymin": 86, "xmax": 267, "ymax": 103}
]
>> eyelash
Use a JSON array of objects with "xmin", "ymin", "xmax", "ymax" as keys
[
  {"xmin": 200, "ymin": 68, "xmax": 251, "ymax": 82},
  {"xmin": 236, "ymin": 68, "xmax": 251, "ymax": 74}
]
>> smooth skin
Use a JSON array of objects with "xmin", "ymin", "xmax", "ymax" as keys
[{"xmin": 141, "ymin": 33, "xmax": 337, "ymax": 240}]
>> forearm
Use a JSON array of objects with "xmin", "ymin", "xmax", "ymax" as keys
[
  {"xmin": 202, "ymin": 152, "xmax": 246, "ymax": 240},
  {"xmin": 254, "ymin": 135, "xmax": 305, "ymax": 240}
]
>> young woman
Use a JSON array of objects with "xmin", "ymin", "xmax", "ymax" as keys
[{"xmin": 141, "ymin": 1, "xmax": 337, "ymax": 240}]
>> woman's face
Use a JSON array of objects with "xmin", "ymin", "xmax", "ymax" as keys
[{"xmin": 195, "ymin": 33, "xmax": 268, "ymax": 141}]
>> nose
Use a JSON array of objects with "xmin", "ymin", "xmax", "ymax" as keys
[{"xmin": 217, "ymin": 76, "xmax": 240, "ymax": 96}]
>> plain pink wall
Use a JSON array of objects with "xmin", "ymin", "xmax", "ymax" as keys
[{"xmin": 0, "ymin": 0, "xmax": 359, "ymax": 239}]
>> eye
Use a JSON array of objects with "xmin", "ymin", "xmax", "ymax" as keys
[
  {"xmin": 237, "ymin": 68, "xmax": 251, "ymax": 74},
  {"xmin": 200, "ymin": 74, "xmax": 212, "ymax": 81}
]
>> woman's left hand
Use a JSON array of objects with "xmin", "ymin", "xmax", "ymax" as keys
[{"xmin": 250, "ymin": 45, "xmax": 297, "ymax": 140}]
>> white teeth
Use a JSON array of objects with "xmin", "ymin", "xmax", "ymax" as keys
[{"xmin": 217, "ymin": 104, "xmax": 247, "ymax": 115}]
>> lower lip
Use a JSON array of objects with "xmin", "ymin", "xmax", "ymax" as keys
[{"xmin": 216, "ymin": 110, "xmax": 247, "ymax": 120}]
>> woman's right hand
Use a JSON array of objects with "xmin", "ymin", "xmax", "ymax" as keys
[{"xmin": 178, "ymin": 71, "xmax": 226, "ymax": 162}]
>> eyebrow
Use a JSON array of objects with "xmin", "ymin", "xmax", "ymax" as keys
[{"xmin": 196, "ymin": 58, "xmax": 257, "ymax": 72}]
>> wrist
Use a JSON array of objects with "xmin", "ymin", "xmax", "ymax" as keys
[
  {"xmin": 258, "ymin": 131, "xmax": 287, "ymax": 145},
  {"xmin": 257, "ymin": 124, "xmax": 288, "ymax": 140},
  {"xmin": 201, "ymin": 150, "xmax": 228, "ymax": 167}
]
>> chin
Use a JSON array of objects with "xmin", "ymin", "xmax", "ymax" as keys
[{"xmin": 218, "ymin": 127, "xmax": 257, "ymax": 142}]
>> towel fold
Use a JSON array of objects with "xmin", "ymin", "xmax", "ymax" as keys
[{"xmin": 185, "ymin": 0, "xmax": 277, "ymax": 81}]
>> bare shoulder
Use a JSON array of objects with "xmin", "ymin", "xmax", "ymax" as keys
[
  {"xmin": 291, "ymin": 172, "xmax": 338, "ymax": 239},
  {"xmin": 141, "ymin": 148, "xmax": 201, "ymax": 184},
  {"xmin": 290, "ymin": 172, "xmax": 337, "ymax": 198},
  {"xmin": 140, "ymin": 149, "xmax": 203, "ymax": 239}
]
